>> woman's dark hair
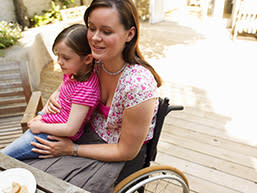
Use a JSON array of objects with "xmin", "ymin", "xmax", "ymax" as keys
[
  {"xmin": 84, "ymin": 0, "xmax": 162, "ymax": 87},
  {"xmin": 52, "ymin": 24, "xmax": 93, "ymax": 82}
]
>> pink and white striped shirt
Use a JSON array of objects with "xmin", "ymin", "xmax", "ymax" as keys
[{"xmin": 41, "ymin": 70, "xmax": 100, "ymax": 141}]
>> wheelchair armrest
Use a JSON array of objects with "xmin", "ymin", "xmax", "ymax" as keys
[
  {"xmin": 21, "ymin": 91, "xmax": 44, "ymax": 133},
  {"xmin": 167, "ymin": 105, "xmax": 184, "ymax": 114}
]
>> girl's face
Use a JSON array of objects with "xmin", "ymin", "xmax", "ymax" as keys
[
  {"xmin": 87, "ymin": 7, "xmax": 135, "ymax": 64},
  {"xmin": 54, "ymin": 41, "xmax": 89, "ymax": 75}
]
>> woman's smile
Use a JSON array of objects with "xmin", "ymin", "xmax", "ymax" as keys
[{"xmin": 91, "ymin": 44, "xmax": 105, "ymax": 52}]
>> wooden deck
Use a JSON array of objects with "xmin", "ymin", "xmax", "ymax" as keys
[
  {"xmin": 142, "ymin": 9, "xmax": 257, "ymax": 193},
  {"xmin": 156, "ymin": 99, "xmax": 257, "ymax": 193}
]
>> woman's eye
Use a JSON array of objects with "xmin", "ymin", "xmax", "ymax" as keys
[
  {"xmin": 88, "ymin": 26, "xmax": 96, "ymax": 32},
  {"xmin": 103, "ymin": 30, "xmax": 112, "ymax": 35}
]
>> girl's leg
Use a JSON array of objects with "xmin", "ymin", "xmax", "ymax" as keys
[{"xmin": 1, "ymin": 129, "xmax": 48, "ymax": 160}]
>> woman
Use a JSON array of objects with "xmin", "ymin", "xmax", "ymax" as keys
[{"xmin": 24, "ymin": 0, "xmax": 162, "ymax": 192}]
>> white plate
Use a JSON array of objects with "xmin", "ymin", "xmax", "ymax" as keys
[{"xmin": 0, "ymin": 168, "xmax": 36, "ymax": 193}]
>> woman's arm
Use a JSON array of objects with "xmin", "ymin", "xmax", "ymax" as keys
[
  {"xmin": 31, "ymin": 98, "xmax": 156, "ymax": 161},
  {"xmin": 29, "ymin": 104, "xmax": 90, "ymax": 137},
  {"xmin": 78, "ymin": 98, "xmax": 156, "ymax": 161}
]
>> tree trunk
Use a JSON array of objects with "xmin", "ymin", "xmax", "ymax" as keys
[{"xmin": 13, "ymin": 0, "xmax": 30, "ymax": 28}]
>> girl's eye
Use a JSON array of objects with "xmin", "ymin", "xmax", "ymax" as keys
[{"xmin": 60, "ymin": 54, "xmax": 70, "ymax": 60}]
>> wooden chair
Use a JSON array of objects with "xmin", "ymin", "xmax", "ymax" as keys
[
  {"xmin": 114, "ymin": 97, "xmax": 189, "ymax": 193},
  {"xmin": 0, "ymin": 60, "xmax": 43, "ymax": 149},
  {"xmin": 231, "ymin": 0, "xmax": 257, "ymax": 39}
]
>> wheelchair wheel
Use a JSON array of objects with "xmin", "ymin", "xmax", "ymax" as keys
[{"xmin": 113, "ymin": 165, "xmax": 190, "ymax": 193}]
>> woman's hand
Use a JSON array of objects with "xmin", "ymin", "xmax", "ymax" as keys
[
  {"xmin": 45, "ymin": 90, "xmax": 61, "ymax": 114},
  {"xmin": 31, "ymin": 135, "xmax": 74, "ymax": 158}
]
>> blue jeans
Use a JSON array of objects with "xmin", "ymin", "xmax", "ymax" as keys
[{"xmin": 1, "ymin": 129, "xmax": 49, "ymax": 160}]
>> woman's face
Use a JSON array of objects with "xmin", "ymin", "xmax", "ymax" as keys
[{"xmin": 87, "ymin": 7, "xmax": 134, "ymax": 64}]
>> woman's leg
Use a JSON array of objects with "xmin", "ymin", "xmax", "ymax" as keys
[
  {"xmin": 1, "ymin": 129, "xmax": 48, "ymax": 160},
  {"xmin": 23, "ymin": 126, "xmax": 125, "ymax": 193}
]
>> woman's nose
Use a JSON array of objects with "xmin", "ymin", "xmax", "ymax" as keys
[{"xmin": 92, "ymin": 31, "xmax": 102, "ymax": 41}]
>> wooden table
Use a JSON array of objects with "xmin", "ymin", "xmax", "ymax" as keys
[{"xmin": 0, "ymin": 152, "xmax": 88, "ymax": 193}]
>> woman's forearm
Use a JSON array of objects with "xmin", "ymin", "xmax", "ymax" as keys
[
  {"xmin": 76, "ymin": 99, "xmax": 156, "ymax": 162},
  {"xmin": 76, "ymin": 143, "xmax": 136, "ymax": 162}
]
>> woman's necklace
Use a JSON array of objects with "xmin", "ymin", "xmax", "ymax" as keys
[{"xmin": 101, "ymin": 63, "xmax": 127, "ymax": 76}]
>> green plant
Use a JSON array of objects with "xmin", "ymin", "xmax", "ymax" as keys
[
  {"xmin": 31, "ymin": 1, "xmax": 62, "ymax": 27},
  {"xmin": 53, "ymin": 0, "xmax": 75, "ymax": 8},
  {"xmin": 0, "ymin": 21, "xmax": 22, "ymax": 56}
]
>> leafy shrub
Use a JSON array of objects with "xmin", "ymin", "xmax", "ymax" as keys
[
  {"xmin": 31, "ymin": 1, "xmax": 62, "ymax": 27},
  {"xmin": 30, "ymin": 0, "xmax": 77, "ymax": 27},
  {"xmin": 0, "ymin": 21, "xmax": 22, "ymax": 56}
]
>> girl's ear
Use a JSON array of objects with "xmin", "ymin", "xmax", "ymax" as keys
[
  {"xmin": 126, "ymin": 26, "xmax": 136, "ymax": 43},
  {"xmin": 83, "ymin": 54, "xmax": 93, "ymax": 64}
]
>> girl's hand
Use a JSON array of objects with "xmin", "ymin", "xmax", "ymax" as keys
[
  {"xmin": 45, "ymin": 90, "xmax": 61, "ymax": 114},
  {"xmin": 28, "ymin": 119, "xmax": 42, "ymax": 134},
  {"xmin": 34, "ymin": 115, "xmax": 42, "ymax": 121},
  {"xmin": 31, "ymin": 135, "xmax": 74, "ymax": 158}
]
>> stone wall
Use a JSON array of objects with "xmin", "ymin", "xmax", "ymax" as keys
[
  {"xmin": 0, "ymin": 0, "xmax": 82, "ymax": 23},
  {"xmin": 0, "ymin": 0, "xmax": 16, "ymax": 22},
  {"xmin": 23, "ymin": 0, "xmax": 81, "ymax": 17},
  {"xmin": 23, "ymin": 0, "xmax": 52, "ymax": 17}
]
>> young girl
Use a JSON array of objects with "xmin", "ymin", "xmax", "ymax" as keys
[{"xmin": 2, "ymin": 24, "xmax": 100, "ymax": 160}]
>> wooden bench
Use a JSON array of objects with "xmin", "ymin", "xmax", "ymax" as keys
[
  {"xmin": 0, "ymin": 60, "xmax": 86, "ymax": 192},
  {"xmin": 0, "ymin": 60, "xmax": 43, "ymax": 149}
]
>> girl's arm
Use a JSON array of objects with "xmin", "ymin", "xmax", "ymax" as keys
[
  {"xmin": 31, "ymin": 98, "xmax": 156, "ymax": 161},
  {"xmin": 29, "ymin": 85, "xmax": 61, "ymax": 123},
  {"xmin": 30, "ymin": 103, "xmax": 90, "ymax": 137}
]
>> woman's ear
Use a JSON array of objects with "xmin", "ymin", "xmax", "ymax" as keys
[
  {"xmin": 83, "ymin": 54, "xmax": 93, "ymax": 64},
  {"xmin": 126, "ymin": 26, "xmax": 136, "ymax": 43}
]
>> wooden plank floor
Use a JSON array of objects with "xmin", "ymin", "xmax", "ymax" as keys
[
  {"xmin": 10, "ymin": 7, "xmax": 256, "ymax": 193},
  {"xmin": 156, "ymin": 104, "xmax": 257, "ymax": 193},
  {"xmin": 144, "ymin": 8, "xmax": 257, "ymax": 193}
]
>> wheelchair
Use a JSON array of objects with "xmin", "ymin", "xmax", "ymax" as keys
[{"xmin": 114, "ymin": 97, "xmax": 190, "ymax": 193}]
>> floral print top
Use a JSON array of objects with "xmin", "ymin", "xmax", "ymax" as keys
[{"xmin": 90, "ymin": 63, "xmax": 159, "ymax": 144}]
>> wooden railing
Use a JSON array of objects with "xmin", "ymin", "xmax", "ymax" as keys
[{"xmin": 231, "ymin": 0, "xmax": 257, "ymax": 39}]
